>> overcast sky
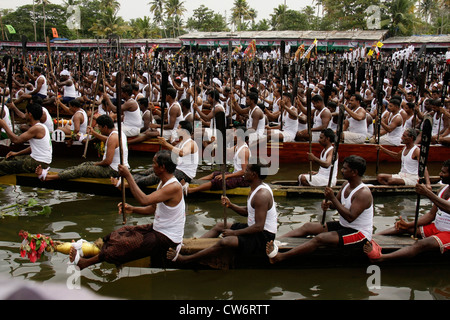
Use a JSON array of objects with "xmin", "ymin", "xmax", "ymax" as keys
[{"xmin": 1, "ymin": 0, "xmax": 317, "ymax": 23}]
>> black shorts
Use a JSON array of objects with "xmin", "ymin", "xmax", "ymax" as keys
[
  {"xmin": 326, "ymin": 221, "xmax": 369, "ymax": 248},
  {"xmin": 231, "ymin": 223, "xmax": 275, "ymax": 257}
]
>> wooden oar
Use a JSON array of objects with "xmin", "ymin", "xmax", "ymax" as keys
[
  {"xmin": 413, "ymin": 115, "xmax": 432, "ymax": 240},
  {"xmin": 438, "ymin": 72, "xmax": 450, "ymax": 143},
  {"xmin": 280, "ymin": 41, "xmax": 285, "ymax": 131},
  {"xmin": 215, "ymin": 110, "xmax": 227, "ymax": 227},
  {"xmin": 306, "ymin": 87, "xmax": 312, "ymax": 181},
  {"xmin": 46, "ymin": 36, "xmax": 53, "ymax": 73},
  {"xmin": 115, "ymin": 71, "xmax": 126, "ymax": 224},
  {"xmin": 159, "ymin": 71, "xmax": 168, "ymax": 146},
  {"xmin": 375, "ymin": 66, "xmax": 385, "ymax": 175},
  {"xmin": 82, "ymin": 69, "xmax": 102, "ymax": 158},
  {"xmin": 321, "ymin": 104, "xmax": 345, "ymax": 226}
]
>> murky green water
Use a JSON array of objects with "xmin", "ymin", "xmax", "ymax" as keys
[{"xmin": 1, "ymin": 157, "xmax": 449, "ymax": 301}]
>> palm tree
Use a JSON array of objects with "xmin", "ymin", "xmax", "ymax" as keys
[
  {"xmin": 164, "ymin": 0, "xmax": 186, "ymax": 37},
  {"xmin": 99, "ymin": 0, "xmax": 120, "ymax": 14},
  {"xmin": 89, "ymin": 6, "xmax": 129, "ymax": 38},
  {"xmin": 149, "ymin": 0, "xmax": 166, "ymax": 38},
  {"xmin": 270, "ymin": 4, "xmax": 287, "ymax": 30},
  {"xmin": 42, "ymin": 0, "xmax": 49, "ymax": 40},
  {"xmin": 419, "ymin": 0, "xmax": 437, "ymax": 24},
  {"xmin": 129, "ymin": 16, "xmax": 160, "ymax": 38},
  {"xmin": 230, "ymin": 0, "xmax": 257, "ymax": 31},
  {"xmin": 382, "ymin": 0, "xmax": 419, "ymax": 36}
]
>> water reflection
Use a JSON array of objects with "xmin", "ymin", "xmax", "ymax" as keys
[{"xmin": 0, "ymin": 184, "xmax": 447, "ymax": 300}]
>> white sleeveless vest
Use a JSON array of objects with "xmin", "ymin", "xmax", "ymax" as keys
[
  {"xmin": 247, "ymin": 183, "xmax": 277, "ymax": 234},
  {"xmin": 153, "ymin": 177, "xmax": 186, "ymax": 243}
]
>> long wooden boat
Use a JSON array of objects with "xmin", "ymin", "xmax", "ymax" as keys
[
  {"xmin": 124, "ymin": 235, "xmax": 450, "ymax": 270},
  {"xmin": 0, "ymin": 171, "xmax": 443, "ymax": 198},
  {"xmin": 0, "ymin": 140, "xmax": 100, "ymax": 159},
  {"xmin": 3, "ymin": 135, "xmax": 450, "ymax": 165},
  {"xmin": 127, "ymin": 139, "xmax": 450, "ymax": 164}
]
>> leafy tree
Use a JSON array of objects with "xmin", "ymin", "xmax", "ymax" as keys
[
  {"xmin": 164, "ymin": 0, "xmax": 186, "ymax": 37},
  {"xmin": 250, "ymin": 19, "xmax": 271, "ymax": 31},
  {"xmin": 148, "ymin": 0, "xmax": 166, "ymax": 37},
  {"xmin": 89, "ymin": 6, "xmax": 130, "ymax": 38},
  {"xmin": 2, "ymin": 4, "xmax": 75, "ymax": 41},
  {"xmin": 128, "ymin": 16, "xmax": 161, "ymax": 38},
  {"xmin": 321, "ymin": 0, "xmax": 380, "ymax": 30},
  {"xmin": 381, "ymin": 0, "xmax": 420, "ymax": 36},
  {"xmin": 230, "ymin": 0, "xmax": 257, "ymax": 31},
  {"xmin": 186, "ymin": 5, "xmax": 228, "ymax": 32},
  {"xmin": 270, "ymin": 7, "xmax": 313, "ymax": 31}
]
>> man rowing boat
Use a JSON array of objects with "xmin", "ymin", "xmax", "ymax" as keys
[
  {"xmin": 125, "ymin": 120, "xmax": 199, "ymax": 188},
  {"xmin": 0, "ymin": 103, "xmax": 52, "ymax": 176},
  {"xmin": 365, "ymin": 159, "xmax": 450, "ymax": 262},
  {"xmin": 376, "ymin": 127, "xmax": 428, "ymax": 186},
  {"xmin": 266, "ymin": 155, "xmax": 374, "ymax": 264},
  {"xmin": 167, "ymin": 161, "xmax": 277, "ymax": 264},
  {"xmin": 69, "ymin": 150, "xmax": 185, "ymax": 269},
  {"xmin": 298, "ymin": 128, "xmax": 338, "ymax": 187},
  {"xmin": 35, "ymin": 114, "xmax": 128, "ymax": 181}
]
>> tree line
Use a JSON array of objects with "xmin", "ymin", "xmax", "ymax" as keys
[{"xmin": 0, "ymin": 0, "xmax": 448, "ymax": 42}]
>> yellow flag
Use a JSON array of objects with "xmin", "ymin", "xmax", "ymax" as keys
[
  {"xmin": 368, "ymin": 49, "xmax": 374, "ymax": 57},
  {"xmin": 377, "ymin": 41, "xmax": 383, "ymax": 48}
]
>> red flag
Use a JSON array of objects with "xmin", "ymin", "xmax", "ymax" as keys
[{"xmin": 52, "ymin": 28, "xmax": 58, "ymax": 38}]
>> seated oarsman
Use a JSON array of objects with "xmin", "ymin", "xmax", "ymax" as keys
[
  {"xmin": 56, "ymin": 98, "xmax": 88, "ymax": 143},
  {"xmin": 296, "ymin": 94, "xmax": 332, "ymax": 143},
  {"xmin": 376, "ymin": 128, "xmax": 429, "ymax": 186},
  {"xmin": 430, "ymin": 98, "xmax": 450, "ymax": 145},
  {"xmin": 230, "ymin": 91, "xmax": 265, "ymax": 146},
  {"xmin": 265, "ymin": 92, "xmax": 298, "ymax": 142},
  {"xmin": 167, "ymin": 161, "xmax": 277, "ymax": 265},
  {"xmin": 149, "ymin": 87, "xmax": 183, "ymax": 142},
  {"xmin": 124, "ymin": 121, "xmax": 199, "ymax": 189},
  {"xmin": 0, "ymin": 103, "xmax": 52, "ymax": 176},
  {"xmin": 103, "ymin": 84, "xmax": 143, "ymax": 138},
  {"xmin": 14, "ymin": 66, "xmax": 48, "ymax": 104},
  {"xmin": 35, "ymin": 114, "xmax": 128, "ymax": 181},
  {"xmin": 8, "ymin": 96, "xmax": 54, "ymax": 134},
  {"xmin": 298, "ymin": 128, "xmax": 338, "ymax": 187},
  {"xmin": 69, "ymin": 150, "xmax": 185, "ymax": 270},
  {"xmin": 45, "ymin": 70, "xmax": 77, "ymax": 105},
  {"xmin": 365, "ymin": 160, "xmax": 450, "ymax": 262},
  {"xmin": 267, "ymin": 155, "xmax": 373, "ymax": 264},
  {"xmin": 342, "ymin": 93, "xmax": 368, "ymax": 144},
  {"xmin": 136, "ymin": 97, "xmax": 153, "ymax": 132},
  {"xmin": 378, "ymin": 98, "xmax": 403, "ymax": 146},
  {"xmin": 185, "ymin": 125, "xmax": 250, "ymax": 195},
  {"xmin": 179, "ymin": 98, "xmax": 193, "ymax": 123},
  {"xmin": 1, "ymin": 101, "xmax": 14, "ymax": 141},
  {"xmin": 193, "ymin": 89, "xmax": 225, "ymax": 147}
]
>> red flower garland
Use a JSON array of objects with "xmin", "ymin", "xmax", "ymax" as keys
[{"xmin": 19, "ymin": 230, "xmax": 55, "ymax": 263}]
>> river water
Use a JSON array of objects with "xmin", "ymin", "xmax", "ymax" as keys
[{"xmin": 1, "ymin": 154, "xmax": 449, "ymax": 302}]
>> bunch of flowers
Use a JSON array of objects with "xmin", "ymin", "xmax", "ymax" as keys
[{"xmin": 19, "ymin": 230, "xmax": 55, "ymax": 263}]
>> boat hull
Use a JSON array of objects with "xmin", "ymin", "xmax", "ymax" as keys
[
  {"xmin": 128, "ymin": 139, "xmax": 450, "ymax": 164},
  {"xmin": 0, "ymin": 172, "xmax": 443, "ymax": 198},
  {"xmin": 125, "ymin": 235, "xmax": 450, "ymax": 270}
]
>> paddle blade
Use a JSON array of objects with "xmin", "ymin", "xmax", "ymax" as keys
[
  {"xmin": 160, "ymin": 71, "xmax": 169, "ymax": 136},
  {"xmin": 418, "ymin": 116, "xmax": 432, "ymax": 180},
  {"xmin": 215, "ymin": 111, "xmax": 227, "ymax": 165},
  {"xmin": 306, "ymin": 88, "xmax": 312, "ymax": 133}
]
